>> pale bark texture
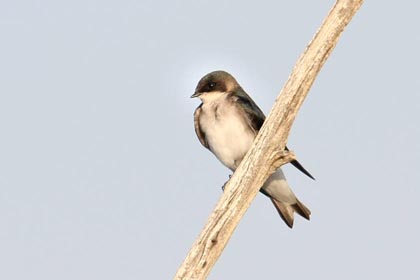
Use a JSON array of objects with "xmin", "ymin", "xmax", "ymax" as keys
[{"xmin": 174, "ymin": 1, "xmax": 363, "ymax": 279}]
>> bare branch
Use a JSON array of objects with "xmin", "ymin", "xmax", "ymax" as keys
[{"xmin": 175, "ymin": 1, "xmax": 363, "ymax": 279}]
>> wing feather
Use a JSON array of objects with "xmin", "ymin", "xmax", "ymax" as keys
[
  {"xmin": 234, "ymin": 89, "xmax": 315, "ymax": 180},
  {"xmin": 193, "ymin": 104, "xmax": 209, "ymax": 149}
]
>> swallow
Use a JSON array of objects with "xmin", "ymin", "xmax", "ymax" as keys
[{"xmin": 191, "ymin": 70, "xmax": 314, "ymax": 228}]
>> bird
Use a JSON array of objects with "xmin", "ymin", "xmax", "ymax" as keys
[{"xmin": 191, "ymin": 70, "xmax": 314, "ymax": 228}]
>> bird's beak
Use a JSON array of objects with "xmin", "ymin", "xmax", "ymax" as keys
[{"xmin": 190, "ymin": 91, "xmax": 200, "ymax": 98}]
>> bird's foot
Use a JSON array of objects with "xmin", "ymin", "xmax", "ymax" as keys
[{"xmin": 221, "ymin": 174, "xmax": 232, "ymax": 192}]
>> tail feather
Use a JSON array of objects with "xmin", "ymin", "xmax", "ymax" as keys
[
  {"xmin": 292, "ymin": 199, "xmax": 311, "ymax": 221},
  {"xmin": 270, "ymin": 198, "xmax": 311, "ymax": 228},
  {"xmin": 270, "ymin": 198, "xmax": 294, "ymax": 228}
]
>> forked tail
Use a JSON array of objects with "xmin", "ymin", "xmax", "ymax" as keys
[{"xmin": 270, "ymin": 198, "xmax": 311, "ymax": 228}]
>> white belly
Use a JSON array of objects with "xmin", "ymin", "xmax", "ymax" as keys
[{"xmin": 199, "ymin": 100, "xmax": 255, "ymax": 170}]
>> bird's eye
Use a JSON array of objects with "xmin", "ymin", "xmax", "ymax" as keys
[{"xmin": 209, "ymin": 82, "xmax": 216, "ymax": 88}]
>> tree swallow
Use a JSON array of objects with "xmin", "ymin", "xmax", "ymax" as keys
[{"xmin": 191, "ymin": 70, "xmax": 314, "ymax": 228}]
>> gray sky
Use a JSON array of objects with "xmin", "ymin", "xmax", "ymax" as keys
[{"xmin": 1, "ymin": 1, "xmax": 419, "ymax": 279}]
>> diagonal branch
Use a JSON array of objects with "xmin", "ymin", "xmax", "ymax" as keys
[{"xmin": 175, "ymin": 1, "xmax": 363, "ymax": 279}]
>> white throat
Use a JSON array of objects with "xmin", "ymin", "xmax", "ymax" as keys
[{"xmin": 198, "ymin": 91, "xmax": 227, "ymax": 103}]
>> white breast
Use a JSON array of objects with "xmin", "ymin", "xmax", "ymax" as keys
[{"xmin": 199, "ymin": 92, "xmax": 255, "ymax": 170}]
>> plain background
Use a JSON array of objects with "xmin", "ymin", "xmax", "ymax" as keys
[{"xmin": 1, "ymin": 1, "xmax": 419, "ymax": 279}]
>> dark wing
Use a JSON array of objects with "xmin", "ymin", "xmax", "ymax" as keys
[
  {"xmin": 234, "ymin": 89, "xmax": 315, "ymax": 180},
  {"xmin": 234, "ymin": 88, "xmax": 266, "ymax": 135},
  {"xmin": 193, "ymin": 104, "xmax": 209, "ymax": 149},
  {"xmin": 285, "ymin": 146, "xmax": 315, "ymax": 180}
]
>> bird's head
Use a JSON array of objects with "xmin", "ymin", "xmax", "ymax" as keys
[{"xmin": 191, "ymin": 70, "xmax": 240, "ymax": 101}]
